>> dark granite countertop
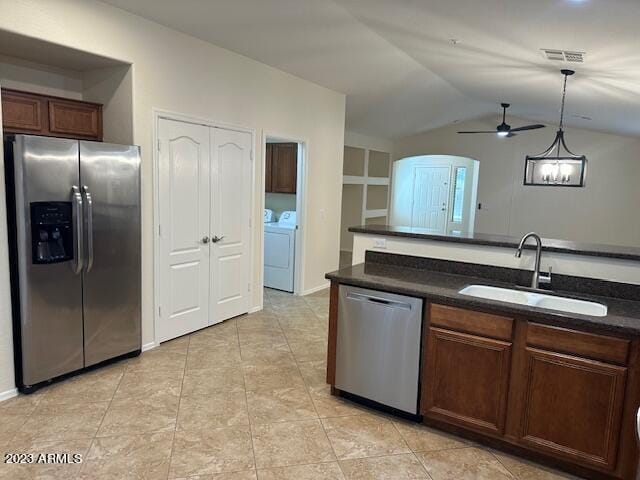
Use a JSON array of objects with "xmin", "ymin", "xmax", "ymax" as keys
[
  {"xmin": 348, "ymin": 225, "xmax": 640, "ymax": 262},
  {"xmin": 325, "ymin": 253, "xmax": 640, "ymax": 336}
]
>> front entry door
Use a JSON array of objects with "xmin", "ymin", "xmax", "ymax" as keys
[
  {"xmin": 411, "ymin": 166, "xmax": 451, "ymax": 234},
  {"xmin": 209, "ymin": 128, "xmax": 252, "ymax": 323},
  {"xmin": 158, "ymin": 119, "xmax": 210, "ymax": 342}
]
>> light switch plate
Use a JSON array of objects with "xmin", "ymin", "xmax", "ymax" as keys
[{"xmin": 374, "ymin": 238, "xmax": 387, "ymax": 249}]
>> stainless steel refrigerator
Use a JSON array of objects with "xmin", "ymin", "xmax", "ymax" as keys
[{"xmin": 4, "ymin": 134, "xmax": 141, "ymax": 392}]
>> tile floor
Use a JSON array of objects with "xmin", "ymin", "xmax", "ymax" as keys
[{"xmin": 0, "ymin": 288, "xmax": 584, "ymax": 479}]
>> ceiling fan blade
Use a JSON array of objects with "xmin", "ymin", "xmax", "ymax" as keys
[
  {"xmin": 506, "ymin": 132, "xmax": 517, "ymax": 138},
  {"xmin": 509, "ymin": 124, "xmax": 546, "ymax": 132},
  {"xmin": 457, "ymin": 130, "xmax": 498, "ymax": 134}
]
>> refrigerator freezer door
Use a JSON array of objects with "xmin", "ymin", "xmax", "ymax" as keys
[
  {"xmin": 11, "ymin": 135, "xmax": 84, "ymax": 386},
  {"xmin": 80, "ymin": 141, "xmax": 141, "ymax": 366}
]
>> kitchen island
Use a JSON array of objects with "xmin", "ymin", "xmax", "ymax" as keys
[{"xmin": 325, "ymin": 250, "xmax": 640, "ymax": 480}]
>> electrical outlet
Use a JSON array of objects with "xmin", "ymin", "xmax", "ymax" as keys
[{"xmin": 374, "ymin": 238, "xmax": 387, "ymax": 249}]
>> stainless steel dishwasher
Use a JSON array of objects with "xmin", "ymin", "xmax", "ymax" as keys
[{"xmin": 335, "ymin": 285, "xmax": 423, "ymax": 414}]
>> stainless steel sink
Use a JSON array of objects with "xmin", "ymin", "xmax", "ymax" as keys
[{"xmin": 458, "ymin": 285, "xmax": 608, "ymax": 317}]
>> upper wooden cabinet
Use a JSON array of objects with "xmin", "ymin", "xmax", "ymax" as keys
[
  {"xmin": 1, "ymin": 90, "xmax": 43, "ymax": 132},
  {"xmin": 265, "ymin": 143, "xmax": 296, "ymax": 194},
  {"xmin": 1, "ymin": 88, "xmax": 102, "ymax": 141}
]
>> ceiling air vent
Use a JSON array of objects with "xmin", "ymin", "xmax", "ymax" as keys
[{"xmin": 542, "ymin": 49, "xmax": 585, "ymax": 63}]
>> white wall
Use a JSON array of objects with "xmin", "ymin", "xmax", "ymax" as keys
[
  {"xmin": 345, "ymin": 130, "xmax": 394, "ymax": 154},
  {"xmin": 265, "ymin": 193, "xmax": 296, "ymax": 219},
  {"xmin": 353, "ymin": 233, "xmax": 640, "ymax": 286},
  {"xmin": 0, "ymin": 0, "xmax": 345, "ymax": 396},
  {"xmin": 394, "ymin": 117, "xmax": 640, "ymax": 247},
  {"xmin": 0, "ymin": 54, "xmax": 83, "ymax": 99},
  {"xmin": 82, "ymin": 65, "xmax": 134, "ymax": 145}
]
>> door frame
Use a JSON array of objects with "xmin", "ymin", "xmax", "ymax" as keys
[
  {"xmin": 261, "ymin": 131, "xmax": 308, "ymax": 304},
  {"xmin": 152, "ymin": 109, "xmax": 256, "ymax": 347}
]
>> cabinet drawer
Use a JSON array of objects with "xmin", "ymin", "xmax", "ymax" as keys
[
  {"xmin": 48, "ymin": 99, "xmax": 102, "ymax": 139},
  {"xmin": 527, "ymin": 323, "xmax": 630, "ymax": 365},
  {"xmin": 1, "ymin": 90, "xmax": 43, "ymax": 132},
  {"xmin": 430, "ymin": 304, "xmax": 513, "ymax": 341}
]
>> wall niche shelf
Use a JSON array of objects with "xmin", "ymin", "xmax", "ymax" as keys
[{"xmin": 340, "ymin": 145, "xmax": 392, "ymax": 254}]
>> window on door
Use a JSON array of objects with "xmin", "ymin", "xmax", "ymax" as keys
[{"xmin": 451, "ymin": 167, "xmax": 467, "ymax": 223}]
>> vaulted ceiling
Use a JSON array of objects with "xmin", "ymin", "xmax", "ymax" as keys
[{"xmin": 100, "ymin": 0, "xmax": 640, "ymax": 139}]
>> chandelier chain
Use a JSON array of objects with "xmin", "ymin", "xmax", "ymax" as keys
[{"xmin": 559, "ymin": 73, "xmax": 568, "ymax": 131}]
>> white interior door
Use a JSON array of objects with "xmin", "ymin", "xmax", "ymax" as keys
[
  {"xmin": 158, "ymin": 119, "xmax": 210, "ymax": 342},
  {"xmin": 411, "ymin": 166, "xmax": 451, "ymax": 233},
  {"xmin": 209, "ymin": 127, "xmax": 252, "ymax": 324}
]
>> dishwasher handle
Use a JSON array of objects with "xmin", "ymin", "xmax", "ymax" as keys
[{"xmin": 346, "ymin": 291, "xmax": 412, "ymax": 310}]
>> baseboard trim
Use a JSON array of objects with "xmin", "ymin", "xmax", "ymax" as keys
[
  {"xmin": 301, "ymin": 282, "xmax": 330, "ymax": 296},
  {"xmin": 0, "ymin": 387, "xmax": 18, "ymax": 402},
  {"xmin": 142, "ymin": 341, "xmax": 158, "ymax": 352}
]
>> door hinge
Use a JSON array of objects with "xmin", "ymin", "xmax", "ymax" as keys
[
  {"xmin": 158, "ymin": 139, "xmax": 161, "ymax": 152},
  {"xmin": 248, "ymin": 283, "xmax": 251, "ymax": 292},
  {"xmin": 158, "ymin": 306, "xmax": 162, "ymax": 317},
  {"xmin": 250, "ymin": 150, "xmax": 254, "ymax": 161},
  {"xmin": 158, "ymin": 224, "xmax": 161, "ymax": 236}
]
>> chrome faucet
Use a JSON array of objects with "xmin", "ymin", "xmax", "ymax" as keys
[{"xmin": 515, "ymin": 232, "xmax": 552, "ymax": 289}]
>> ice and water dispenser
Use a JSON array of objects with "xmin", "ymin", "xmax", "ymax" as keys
[{"xmin": 30, "ymin": 202, "xmax": 73, "ymax": 264}]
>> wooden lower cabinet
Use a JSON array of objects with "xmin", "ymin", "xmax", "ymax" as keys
[
  {"xmin": 422, "ymin": 327, "xmax": 512, "ymax": 435},
  {"xmin": 518, "ymin": 347, "xmax": 627, "ymax": 470},
  {"xmin": 420, "ymin": 303, "xmax": 638, "ymax": 479}
]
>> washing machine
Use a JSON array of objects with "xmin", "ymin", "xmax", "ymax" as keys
[{"xmin": 264, "ymin": 211, "xmax": 296, "ymax": 292}]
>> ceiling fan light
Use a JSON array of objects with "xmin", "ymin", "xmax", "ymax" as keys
[{"xmin": 497, "ymin": 131, "xmax": 509, "ymax": 137}]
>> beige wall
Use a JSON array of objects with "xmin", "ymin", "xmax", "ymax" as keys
[
  {"xmin": 394, "ymin": 117, "xmax": 640, "ymax": 247},
  {"xmin": 0, "ymin": 0, "xmax": 345, "ymax": 396}
]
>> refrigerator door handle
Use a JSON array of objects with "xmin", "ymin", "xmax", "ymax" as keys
[
  {"xmin": 71, "ymin": 186, "xmax": 84, "ymax": 274},
  {"xmin": 82, "ymin": 186, "xmax": 94, "ymax": 272}
]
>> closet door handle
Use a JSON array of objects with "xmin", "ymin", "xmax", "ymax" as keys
[
  {"xmin": 202, "ymin": 236, "xmax": 210, "ymax": 244},
  {"xmin": 212, "ymin": 235, "xmax": 225, "ymax": 243}
]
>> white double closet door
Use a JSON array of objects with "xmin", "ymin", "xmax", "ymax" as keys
[{"xmin": 157, "ymin": 118, "xmax": 252, "ymax": 342}]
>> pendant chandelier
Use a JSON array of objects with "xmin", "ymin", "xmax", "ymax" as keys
[{"xmin": 524, "ymin": 69, "xmax": 587, "ymax": 187}]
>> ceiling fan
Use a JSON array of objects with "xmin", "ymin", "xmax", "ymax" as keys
[{"xmin": 458, "ymin": 103, "xmax": 546, "ymax": 137}]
